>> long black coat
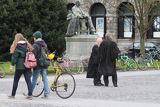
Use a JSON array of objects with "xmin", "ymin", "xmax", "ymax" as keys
[
  {"xmin": 98, "ymin": 40, "xmax": 120, "ymax": 76},
  {"xmin": 86, "ymin": 44, "xmax": 99, "ymax": 78}
]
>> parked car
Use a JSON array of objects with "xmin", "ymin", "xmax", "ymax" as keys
[{"xmin": 127, "ymin": 42, "xmax": 160, "ymax": 58}]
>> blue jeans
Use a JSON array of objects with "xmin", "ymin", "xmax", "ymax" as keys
[{"xmin": 32, "ymin": 68, "xmax": 49, "ymax": 96}]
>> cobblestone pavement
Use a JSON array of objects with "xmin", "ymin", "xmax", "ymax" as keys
[{"xmin": 0, "ymin": 70, "xmax": 160, "ymax": 107}]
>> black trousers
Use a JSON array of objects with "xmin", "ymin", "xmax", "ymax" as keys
[
  {"xmin": 103, "ymin": 73, "xmax": 117, "ymax": 86},
  {"xmin": 93, "ymin": 72, "xmax": 102, "ymax": 85},
  {"xmin": 11, "ymin": 69, "xmax": 32, "ymax": 96}
]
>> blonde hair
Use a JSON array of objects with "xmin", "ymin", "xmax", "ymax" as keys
[{"xmin": 10, "ymin": 33, "xmax": 33, "ymax": 54}]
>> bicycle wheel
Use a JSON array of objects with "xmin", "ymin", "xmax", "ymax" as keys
[
  {"xmin": 156, "ymin": 53, "xmax": 160, "ymax": 60},
  {"xmin": 61, "ymin": 57, "xmax": 73, "ymax": 73},
  {"xmin": 137, "ymin": 58, "xmax": 148, "ymax": 70},
  {"xmin": 116, "ymin": 59, "xmax": 126, "ymax": 71},
  {"xmin": 32, "ymin": 75, "xmax": 44, "ymax": 97},
  {"xmin": 81, "ymin": 56, "xmax": 89, "ymax": 72},
  {"xmin": 75, "ymin": 59, "xmax": 84, "ymax": 73},
  {"xmin": 152, "ymin": 60, "xmax": 159, "ymax": 69},
  {"xmin": 0, "ymin": 66, "xmax": 5, "ymax": 78},
  {"xmin": 127, "ymin": 59, "xmax": 138, "ymax": 70},
  {"xmin": 55, "ymin": 72, "xmax": 76, "ymax": 99},
  {"xmin": 67, "ymin": 59, "xmax": 83, "ymax": 73},
  {"xmin": 142, "ymin": 53, "xmax": 152, "ymax": 62}
]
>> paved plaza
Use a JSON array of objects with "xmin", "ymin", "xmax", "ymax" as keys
[{"xmin": 0, "ymin": 70, "xmax": 160, "ymax": 107}]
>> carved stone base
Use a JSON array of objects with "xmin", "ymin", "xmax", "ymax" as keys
[{"xmin": 65, "ymin": 34, "xmax": 99, "ymax": 60}]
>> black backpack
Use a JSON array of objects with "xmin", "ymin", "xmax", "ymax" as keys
[{"xmin": 35, "ymin": 44, "xmax": 50, "ymax": 67}]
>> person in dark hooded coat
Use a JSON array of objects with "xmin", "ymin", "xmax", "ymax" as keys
[
  {"xmin": 87, "ymin": 38, "xmax": 104, "ymax": 86},
  {"xmin": 9, "ymin": 33, "xmax": 33, "ymax": 100},
  {"xmin": 98, "ymin": 33, "xmax": 120, "ymax": 87},
  {"xmin": 31, "ymin": 31, "xmax": 49, "ymax": 98}
]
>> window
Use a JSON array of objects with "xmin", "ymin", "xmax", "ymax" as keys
[
  {"xmin": 90, "ymin": 3, "xmax": 106, "ymax": 37},
  {"xmin": 153, "ymin": 16, "xmax": 160, "ymax": 38},
  {"xmin": 117, "ymin": 2, "xmax": 135, "ymax": 39},
  {"xmin": 124, "ymin": 17, "xmax": 133, "ymax": 38},
  {"xmin": 147, "ymin": 2, "xmax": 160, "ymax": 39},
  {"xmin": 96, "ymin": 18, "xmax": 104, "ymax": 37}
]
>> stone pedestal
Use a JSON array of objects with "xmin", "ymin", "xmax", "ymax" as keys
[{"xmin": 65, "ymin": 34, "xmax": 99, "ymax": 60}]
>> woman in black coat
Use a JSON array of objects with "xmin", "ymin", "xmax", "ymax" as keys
[
  {"xmin": 87, "ymin": 38, "xmax": 103, "ymax": 86},
  {"xmin": 98, "ymin": 34, "xmax": 120, "ymax": 87}
]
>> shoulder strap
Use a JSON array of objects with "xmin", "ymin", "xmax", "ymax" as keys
[
  {"xmin": 34, "ymin": 43, "xmax": 41, "ymax": 51},
  {"xmin": 33, "ymin": 43, "xmax": 41, "ymax": 59},
  {"xmin": 34, "ymin": 43, "xmax": 47, "ymax": 52}
]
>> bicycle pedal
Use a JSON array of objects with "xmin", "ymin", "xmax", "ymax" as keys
[{"xmin": 50, "ymin": 87, "xmax": 55, "ymax": 91}]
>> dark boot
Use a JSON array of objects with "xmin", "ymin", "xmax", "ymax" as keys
[
  {"xmin": 94, "ymin": 82, "xmax": 104, "ymax": 86},
  {"xmin": 112, "ymin": 74, "xmax": 118, "ymax": 87},
  {"xmin": 113, "ymin": 84, "xmax": 118, "ymax": 87},
  {"xmin": 103, "ymin": 76, "xmax": 109, "ymax": 87}
]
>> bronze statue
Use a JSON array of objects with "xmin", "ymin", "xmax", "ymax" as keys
[{"xmin": 66, "ymin": 1, "xmax": 96, "ymax": 36}]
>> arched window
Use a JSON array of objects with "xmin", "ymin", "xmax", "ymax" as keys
[
  {"xmin": 117, "ymin": 2, "xmax": 135, "ymax": 39},
  {"xmin": 147, "ymin": 2, "xmax": 160, "ymax": 38},
  {"xmin": 90, "ymin": 3, "xmax": 106, "ymax": 37}
]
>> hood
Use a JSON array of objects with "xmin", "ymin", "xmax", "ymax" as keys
[
  {"xmin": 16, "ymin": 41, "xmax": 27, "ymax": 51},
  {"xmin": 34, "ymin": 39, "xmax": 47, "ymax": 48},
  {"xmin": 15, "ymin": 41, "xmax": 27, "ymax": 57}
]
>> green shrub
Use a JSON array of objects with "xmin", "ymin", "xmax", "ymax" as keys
[{"xmin": 0, "ymin": 0, "xmax": 68, "ymax": 61}]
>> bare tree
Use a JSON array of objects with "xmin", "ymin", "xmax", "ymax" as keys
[
  {"xmin": 106, "ymin": 0, "xmax": 160, "ymax": 55},
  {"xmin": 132, "ymin": 0, "xmax": 160, "ymax": 54}
]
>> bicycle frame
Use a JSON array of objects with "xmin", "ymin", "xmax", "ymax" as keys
[
  {"xmin": 118, "ymin": 54, "xmax": 138, "ymax": 71},
  {"xmin": 48, "ymin": 59, "xmax": 76, "ymax": 99},
  {"xmin": 48, "ymin": 60, "xmax": 65, "ymax": 86},
  {"xmin": 29, "ymin": 53, "xmax": 76, "ymax": 99}
]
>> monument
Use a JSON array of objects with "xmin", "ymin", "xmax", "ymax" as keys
[{"xmin": 65, "ymin": 1, "xmax": 99, "ymax": 60}]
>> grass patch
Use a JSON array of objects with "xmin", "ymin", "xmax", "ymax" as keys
[
  {"xmin": 116, "ymin": 59, "xmax": 160, "ymax": 71},
  {"xmin": 0, "ymin": 62, "xmax": 15, "ymax": 75},
  {"xmin": 1, "ymin": 60, "xmax": 160, "ymax": 76}
]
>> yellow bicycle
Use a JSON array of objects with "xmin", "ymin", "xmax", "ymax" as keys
[{"xmin": 32, "ymin": 52, "xmax": 76, "ymax": 99}]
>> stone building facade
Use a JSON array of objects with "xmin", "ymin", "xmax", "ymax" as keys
[{"xmin": 66, "ymin": 0, "xmax": 160, "ymax": 50}]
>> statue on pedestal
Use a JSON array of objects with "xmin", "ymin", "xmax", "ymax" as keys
[{"xmin": 66, "ymin": 1, "xmax": 96, "ymax": 36}]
